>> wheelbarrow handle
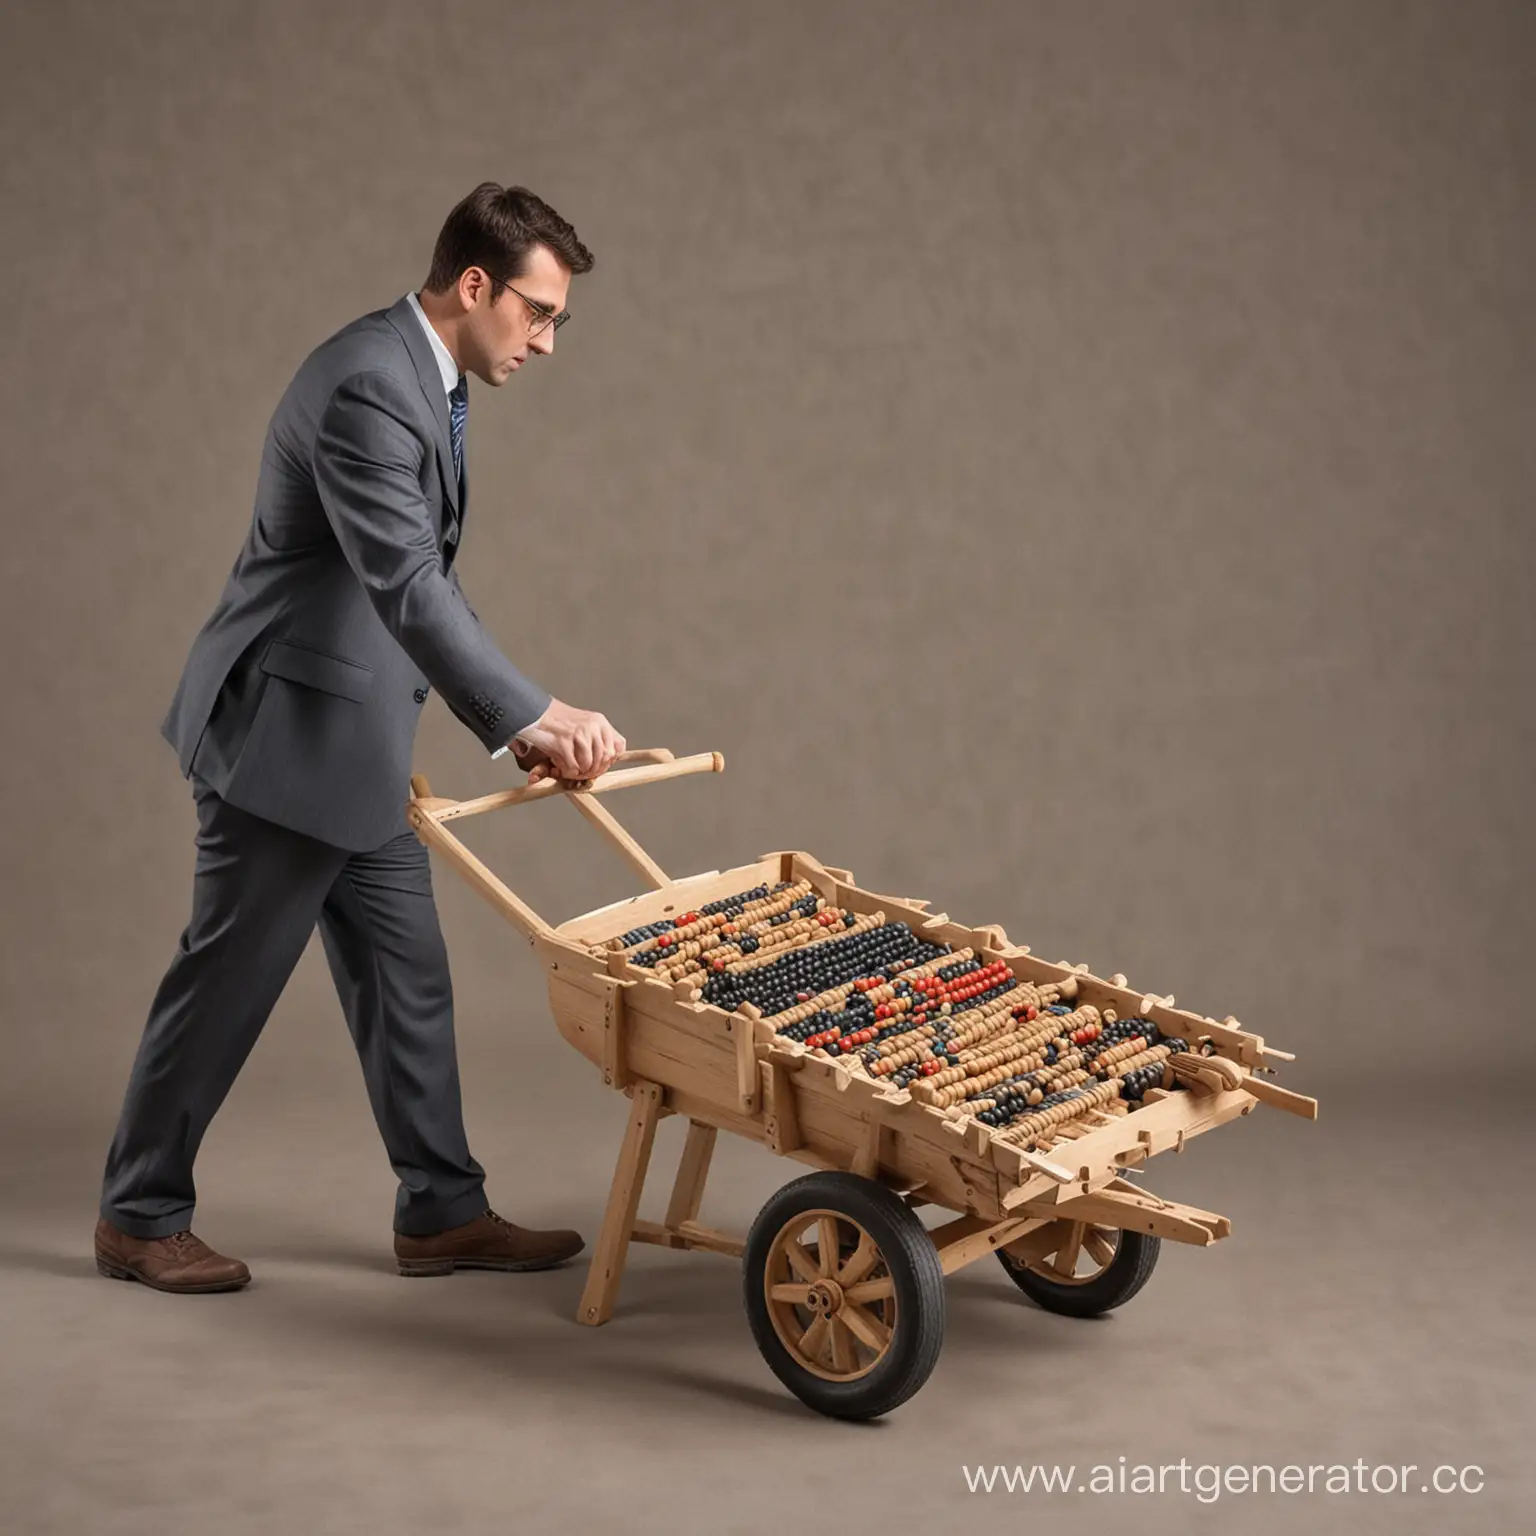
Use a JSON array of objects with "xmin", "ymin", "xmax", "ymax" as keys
[
  {"xmin": 601, "ymin": 747, "xmax": 678, "ymax": 767},
  {"xmin": 507, "ymin": 743, "xmax": 678, "ymax": 774},
  {"xmin": 409, "ymin": 749, "xmax": 723, "ymax": 820},
  {"xmin": 405, "ymin": 749, "xmax": 726, "ymax": 944}
]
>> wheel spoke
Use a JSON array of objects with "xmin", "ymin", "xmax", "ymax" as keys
[
  {"xmin": 783, "ymin": 1236, "xmax": 821, "ymax": 1284},
  {"xmin": 769, "ymin": 1282, "xmax": 813, "ymax": 1304},
  {"xmin": 828, "ymin": 1314, "xmax": 857, "ymax": 1374},
  {"xmin": 1003, "ymin": 1220, "xmax": 1071, "ymax": 1268},
  {"xmin": 799, "ymin": 1312, "xmax": 830, "ymax": 1364},
  {"xmin": 1084, "ymin": 1227, "xmax": 1117, "ymax": 1268},
  {"xmin": 843, "ymin": 1275, "xmax": 894, "ymax": 1305},
  {"xmin": 837, "ymin": 1230, "xmax": 880, "ymax": 1287},
  {"xmin": 837, "ymin": 1300, "xmax": 891, "ymax": 1353},
  {"xmin": 816, "ymin": 1216, "xmax": 841, "ymax": 1276},
  {"xmin": 1052, "ymin": 1222, "xmax": 1085, "ymax": 1279}
]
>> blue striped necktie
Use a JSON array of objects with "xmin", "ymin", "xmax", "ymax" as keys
[{"xmin": 448, "ymin": 374, "xmax": 468, "ymax": 485}]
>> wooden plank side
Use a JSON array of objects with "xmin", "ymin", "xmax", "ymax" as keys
[
  {"xmin": 545, "ymin": 971, "xmax": 608, "ymax": 1071},
  {"xmin": 535, "ymin": 938, "xmax": 623, "ymax": 999},
  {"xmin": 788, "ymin": 1068, "xmax": 1003, "ymax": 1215},
  {"xmin": 1000, "ymin": 1087, "xmax": 1259, "ymax": 1207},
  {"xmin": 621, "ymin": 1010, "xmax": 740, "ymax": 1109},
  {"xmin": 555, "ymin": 857, "xmax": 784, "ymax": 944},
  {"xmin": 659, "ymin": 1083, "xmax": 774, "ymax": 1147}
]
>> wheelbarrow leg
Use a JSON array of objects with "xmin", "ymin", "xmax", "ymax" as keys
[
  {"xmin": 663, "ymin": 1120, "xmax": 717, "ymax": 1230},
  {"xmin": 577, "ymin": 1079, "xmax": 664, "ymax": 1326}
]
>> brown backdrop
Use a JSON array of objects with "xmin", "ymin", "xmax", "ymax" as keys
[{"xmin": 1, "ymin": 3, "xmax": 1530, "ymax": 1533}]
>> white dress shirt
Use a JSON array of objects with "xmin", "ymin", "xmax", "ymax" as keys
[{"xmin": 404, "ymin": 290, "xmax": 462, "ymax": 396}]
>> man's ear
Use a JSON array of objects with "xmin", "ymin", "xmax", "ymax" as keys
[{"xmin": 460, "ymin": 266, "xmax": 493, "ymax": 311}]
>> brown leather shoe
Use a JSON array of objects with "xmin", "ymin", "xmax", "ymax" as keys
[
  {"xmin": 395, "ymin": 1208, "xmax": 584, "ymax": 1276},
  {"xmin": 94, "ymin": 1216, "xmax": 251, "ymax": 1293}
]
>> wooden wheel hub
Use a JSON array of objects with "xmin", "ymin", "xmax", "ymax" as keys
[{"xmin": 805, "ymin": 1279, "xmax": 843, "ymax": 1316}]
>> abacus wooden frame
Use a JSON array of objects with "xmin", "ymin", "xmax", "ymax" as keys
[{"xmin": 405, "ymin": 750, "xmax": 1316, "ymax": 1330}]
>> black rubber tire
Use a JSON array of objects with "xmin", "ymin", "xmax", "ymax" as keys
[
  {"xmin": 996, "ymin": 1226, "xmax": 1161, "ymax": 1318},
  {"xmin": 743, "ymin": 1172, "xmax": 945, "ymax": 1420}
]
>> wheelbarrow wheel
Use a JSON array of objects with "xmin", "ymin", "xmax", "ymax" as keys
[
  {"xmin": 743, "ymin": 1171, "xmax": 944, "ymax": 1421},
  {"xmin": 996, "ymin": 1221, "xmax": 1160, "ymax": 1318}
]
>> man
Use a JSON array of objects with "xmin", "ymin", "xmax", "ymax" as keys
[{"xmin": 95, "ymin": 182, "xmax": 625, "ymax": 1294}]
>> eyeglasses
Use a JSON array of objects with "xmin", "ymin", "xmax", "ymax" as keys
[{"xmin": 492, "ymin": 276, "xmax": 570, "ymax": 338}]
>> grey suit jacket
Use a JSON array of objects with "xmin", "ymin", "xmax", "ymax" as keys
[{"xmin": 160, "ymin": 295, "xmax": 552, "ymax": 851}]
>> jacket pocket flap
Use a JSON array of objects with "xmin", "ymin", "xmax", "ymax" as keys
[{"xmin": 260, "ymin": 639, "xmax": 374, "ymax": 703}]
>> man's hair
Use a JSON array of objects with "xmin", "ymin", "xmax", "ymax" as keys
[{"xmin": 423, "ymin": 182, "xmax": 593, "ymax": 295}]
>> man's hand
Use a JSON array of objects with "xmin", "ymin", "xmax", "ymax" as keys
[
  {"xmin": 510, "ymin": 740, "xmax": 558, "ymax": 786},
  {"xmin": 512, "ymin": 742, "xmax": 578, "ymax": 788},
  {"xmin": 512, "ymin": 698, "xmax": 625, "ymax": 784}
]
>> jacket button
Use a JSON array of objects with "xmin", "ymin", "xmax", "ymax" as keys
[{"xmin": 413, "ymin": 687, "xmax": 428, "ymax": 703}]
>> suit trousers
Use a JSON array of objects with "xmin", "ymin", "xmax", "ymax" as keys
[{"xmin": 99, "ymin": 773, "xmax": 489, "ymax": 1238}]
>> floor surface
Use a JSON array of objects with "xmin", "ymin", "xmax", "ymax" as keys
[{"xmin": 2, "ymin": 1077, "xmax": 1528, "ymax": 1535}]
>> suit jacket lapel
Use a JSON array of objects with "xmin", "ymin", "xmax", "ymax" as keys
[{"xmin": 384, "ymin": 296, "xmax": 461, "ymax": 520}]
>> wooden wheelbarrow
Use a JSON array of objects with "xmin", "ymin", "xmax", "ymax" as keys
[{"xmin": 406, "ymin": 748, "xmax": 1316, "ymax": 1420}]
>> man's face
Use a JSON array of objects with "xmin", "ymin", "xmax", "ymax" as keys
[{"xmin": 459, "ymin": 241, "xmax": 571, "ymax": 386}]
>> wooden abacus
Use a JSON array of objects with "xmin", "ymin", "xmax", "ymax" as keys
[{"xmin": 407, "ymin": 748, "xmax": 1315, "ymax": 1422}]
